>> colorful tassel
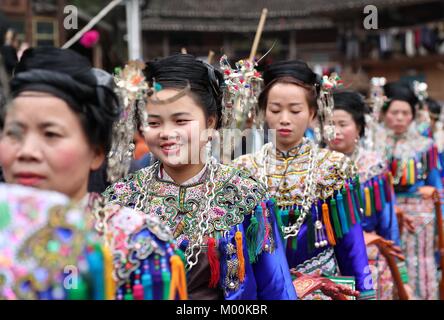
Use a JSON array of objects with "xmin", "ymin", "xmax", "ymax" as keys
[
  {"xmin": 355, "ymin": 177, "xmax": 364, "ymax": 210},
  {"xmin": 336, "ymin": 192, "xmax": 349, "ymax": 234},
  {"xmin": 273, "ymin": 201, "xmax": 285, "ymax": 240},
  {"xmin": 291, "ymin": 235, "xmax": 298, "ymax": 250},
  {"xmin": 207, "ymin": 237, "xmax": 220, "ymax": 288},
  {"xmin": 161, "ymin": 265, "xmax": 171, "ymax": 299},
  {"xmin": 428, "ymin": 148, "xmax": 433, "ymax": 170},
  {"xmin": 289, "ymin": 208, "xmax": 296, "ymax": 225},
  {"xmin": 329, "ymin": 199, "xmax": 343, "ymax": 239},
  {"xmin": 169, "ymin": 255, "xmax": 188, "ymax": 300},
  {"xmin": 401, "ymin": 162, "xmax": 407, "ymax": 186},
  {"xmin": 350, "ymin": 183, "xmax": 361, "ymax": 224},
  {"xmin": 369, "ymin": 184, "xmax": 376, "ymax": 214},
  {"xmin": 391, "ymin": 160, "xmax": 397, "ymax": 177},
  {"xmin": 406, "ymin": 160, "xmax": 411, "ymax": 184},
  {"xmin": 133, "ymin": 270, "xmax": 144, "ymax": 300},
  {"xmin": 280, "ymin": 208, "xmax": 288, "ymax": 226},
  {"xmin": 102, "ymin": 245, "xmax": 115, "ymax": 300},
  {"xmin": 345, "ymin": 185, "xmax": 356, "ymax": 225},
  {"xmin": 141, "ymin": 260, "xmax": 153, "ymax": 300},
  {"xmin": 383, "ymin": 174, "xmax": 391, "ymax": 203},
  {"xmin": 246, "ymin": 208, "xmax": 259, "ymax": 263},
  {"xmin": 408, "ymin": 159, "xmax": 415, "ymax": 185},
  {"xmin": 364, "ymin": 187, "xmax": 372, "ymax": 216},
  {"xmin": 235, "ymin": 231, "xmax": 246, "ymax": 282},
  {"xmin": 322, "ymin": 203, "xmax": 336, "ymax": 246},
  {"xmin": 379, "ymin": 178, "xmax": 386, "ymax": 209},
  {"xmin": 66, "ymin": 275, "xmax": 88, "ymax": 300},
  {"xmin": 124, "ymin": 282, "xmax": 134, "ymax": 300},
  {"xmin": 373, "ymin": 180, "xmax": 382, "ymax": 212},
  {"xmin": 261, "ymin": 202, "xmax": 270, "ymax": 250},
  {"xmin": 85, "ymin": 245, "xmax": 105, "ymax": 300},
  {"xmin": 255, "ymin": 206, "xmax": 265, "ymax": 255}
]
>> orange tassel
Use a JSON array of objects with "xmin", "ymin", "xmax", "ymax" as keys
[
  {"xmin": 401, "ymin": 163, "xmax": 407, "ymax": 186},
  {"xmin": 169, "ymin": 255, "xmax": 188, "ymax": 300},
  {"xmin": 322, "ymin": 203, "xmax": 336, "ymax": 246},
  {"xmin": 235, "ymin": 231, "xmax": 246, "ymax": 282}
]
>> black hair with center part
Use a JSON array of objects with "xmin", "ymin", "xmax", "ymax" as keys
[
  {"xmin": 333, "ymin": 90, "xmax": 370, "ymax": 137},
  {"xmin": 1, "ymin": 46, "xmax": 120, "ymax": 154},
  {"xmin": 382, "ymin": 82, "xmax": 418, "ymax": 118},
  {"xmin": 145, "ymin": 54, "xmax": 224, "ymax": 129},
  {"xmin": 258, "ymin": 60, "xmax": 320, "ymax": 114}
]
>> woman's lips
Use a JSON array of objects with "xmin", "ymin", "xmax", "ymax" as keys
[
  {"xmin": 331, "ymin": 138, "xmax": 342, "ymax": 145},
  {"xmin": 278, "ymin": 129, "xmax": 292, "ymax": 137},
  {"xmin": 160, "ymin": 143, "xmax": 181, "ymax": 156},
  {"xmin": 14, "ymin": 173, "xmax": 45, "ymax": 186}
]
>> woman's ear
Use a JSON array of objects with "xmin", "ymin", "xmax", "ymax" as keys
[
  {"xmin": 207, "ymin": 116, "xmax": 217, "ymax": 130},
  {"xmin": 90, "ymin": 147, "xmax": 105, "ymax": 171},
  {"xmin": 309, "ymin": 108, "xmax": 317, "ymax": 122}
]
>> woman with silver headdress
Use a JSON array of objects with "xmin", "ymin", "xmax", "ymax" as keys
[
  {"xmin": 232, "ymin": 60, "xmax": 375, "ymax": 300},
  {"xmin": 375, "ymin": 81, "xmax": 444, "ymax": 300},
  {"xmin": 327, "ymin": 90, "xmax": 409, "ymax": 300}
]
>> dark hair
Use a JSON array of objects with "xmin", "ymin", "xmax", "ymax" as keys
[
  {"xmin": 333, "ymin": 90, "xmax": 369, "ymax": 137},
  {"xmin": 258, "ymin": 60, "xmax": 320, "ymax": 114},
  {"xmin": 382, "ymin": 82, "xmax": 418, "ymax": 118},
  {"xmin": 145, "ymin": 54, "xmax": 224, "ymax": 129},
  {"xmin": 2, "ymin": 47, "xmax": 120, "ymax": 154},
  {"xmin": 426, "ymin": 98, "xmax": 442, "ymax": 119}
]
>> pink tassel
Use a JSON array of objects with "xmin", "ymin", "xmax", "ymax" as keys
[
  {"xmin": 133, "ymin": 273, "xmax": 144, "ymax": 300},
  {"xmin": 373, "ymin": 180, "xmax": 382, "ymax": 212},
  {"xmin": 345, "ymin": 184, "xmax": 356, "ymax": 225},
  {"xmin": 261, "ymin": 202, "xmax": 270, "ymax": 248}
]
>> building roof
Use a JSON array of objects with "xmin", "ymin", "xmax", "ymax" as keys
[{"xmin": 141, "ymin": 0, "xmax": 437, "ymax": 32}]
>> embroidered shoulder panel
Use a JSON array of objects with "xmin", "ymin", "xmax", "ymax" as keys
[{"xmin": 96, "ymin": 203, "xmax": 176, "ymax": 287}]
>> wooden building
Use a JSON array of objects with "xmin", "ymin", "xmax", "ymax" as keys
[{"xmin": 139, "ymin": 0, "xmax": 444, "ymax": 99}]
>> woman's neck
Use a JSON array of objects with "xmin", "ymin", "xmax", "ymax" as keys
[
  {"xmin": 162, "ymin": 163, "xmax": 206, "ymax": 185},
  {"xmin": 276, "ymin": 138, "xmax": 304, "ymax": 153}
]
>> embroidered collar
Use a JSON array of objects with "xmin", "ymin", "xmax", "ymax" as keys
[
  {"xmin": 273, "ymin": 138, "xmax": 311, "ymax": 159},
  {"xmin": 158, "ymin": 164, "xmax": 207, "ymax": 186}
]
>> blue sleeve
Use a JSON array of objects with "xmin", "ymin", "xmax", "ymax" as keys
[
  {"xmin": 333, "ymin": 223, "xmax": 374, "ymax": 294},
  {"xmin": 426, "ymin": 168, "xmax": 443, "ymax": 191},
  {"xmin": 376, "ymin": 197, "xmax": 401, "ymax": 246},
  {"xmin": 426, "ymin": 168, "xmax": 444, "ymax": 217},
  {"xmin": 225, "ymin": 208, "xmax": 297, "ymax": 300},
  {"xmin": 252, "ymin": 212, "xmax": 298, "ymax": 300}
]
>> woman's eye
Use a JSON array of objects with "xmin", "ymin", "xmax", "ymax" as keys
[
  {"xmin": 148, "ymin": 122, "xmax": 159, "ymax": 127},
  {"xmin": 4, "ymin": 128, "xmax": 23, "ymax": 139},
  {"xmin": 176, "ymin": 119, "xmax": 189, "ymax": 125},
  {"xmin": 44, "ymin": 131, "xmax": 62, "ymax": 138},
  {"xmin": 291, "ymin": 111, "xmax": 301, "ymax": 114}
]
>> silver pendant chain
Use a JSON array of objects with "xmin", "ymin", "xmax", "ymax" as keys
[
  {"xmin": 135, "ymin": 158, "xmax": 218, "ymax": 271},
  {"xmin": 260, "ymin": 138, "xmax": 319, "ymax": 239}
]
